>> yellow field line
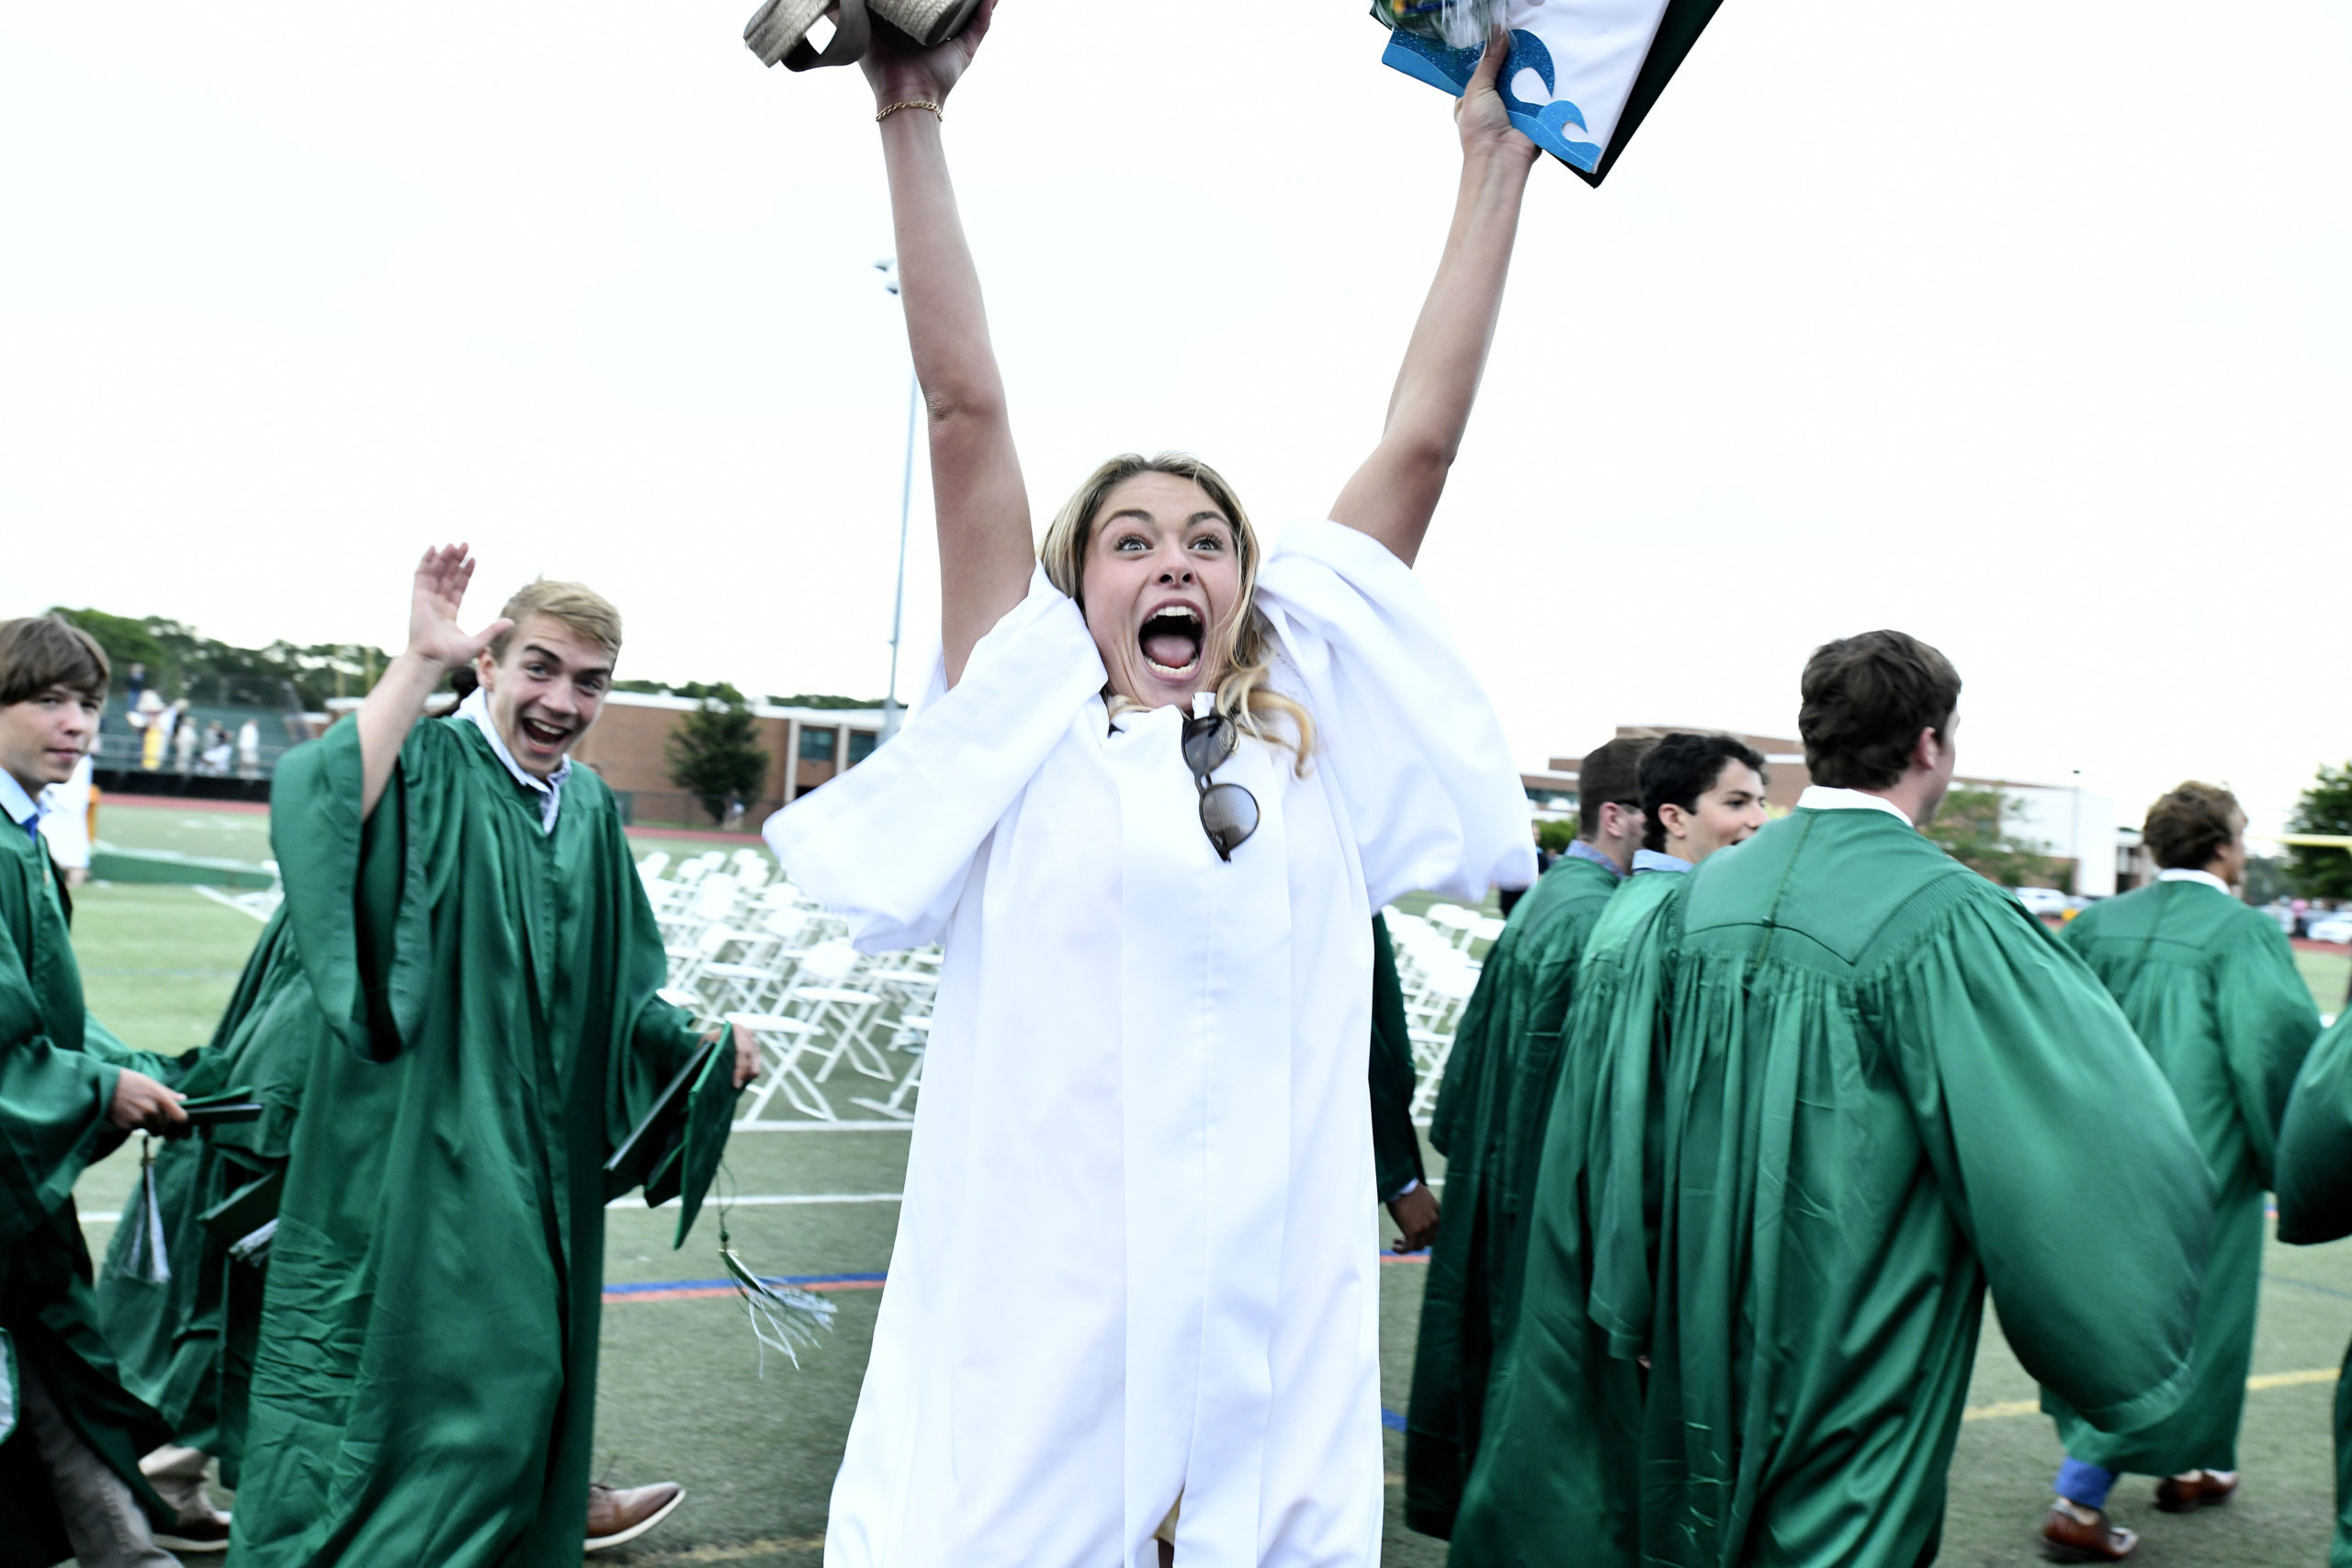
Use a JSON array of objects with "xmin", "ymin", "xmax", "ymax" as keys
[{"xmin": 1964, "ymin": 1366, "xmax": 2338, "ymax": 1423}]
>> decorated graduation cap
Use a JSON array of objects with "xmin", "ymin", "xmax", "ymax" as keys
[{"xmin": 1373, "ymin": 0, "xmax": 1724, "ymax": 186}]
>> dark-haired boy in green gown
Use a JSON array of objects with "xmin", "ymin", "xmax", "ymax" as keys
[
  {"xmin": 1452, "ymin": 730, "xmax": 1767, "ymax": 1567},
  {"xmin": 221, "ymin": 548, "xmax": 759, "ymax": 1568},
  {"xmin": 2037, "ymin": 781, "xmax": 2320, "ymax": 1561},
  {"xmin": 2277, "ymin": 1006, "xmax": 2352, "ymax": 1568},
  {"xmin": 1607, "ymin": 632, "xmax": 2212, "ymax": 1567},
  {"xmin": 0, "ymin": 615, "xmax": 191, "ymax": 1568},
  {"xmin": 1403, "ymin": 736, "xmax": 1650, "ymax": 1537}
]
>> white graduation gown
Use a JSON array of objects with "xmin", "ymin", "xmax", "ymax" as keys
[{"xmin": 766, "ymin": 520, "xmax": 1534, "ymax": 1568}]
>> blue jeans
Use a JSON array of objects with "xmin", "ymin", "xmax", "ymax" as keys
[{"xmin": 2056, "ymin": 1456, "xmax": 2119, "ymax": 1510}]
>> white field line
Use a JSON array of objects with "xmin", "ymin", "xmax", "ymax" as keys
[
  {"xmin": 84, "ymin": 1192, "xmax": 906, "ymax": 1224},
  {"xmin": 191, "ymin": 885, "xmax": 274, "ymax": 922}
]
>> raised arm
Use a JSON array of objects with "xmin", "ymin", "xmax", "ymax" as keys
[
  {"xmin": 356, "ymin": 546, "xmax": 511, "ymax": 820},
  {"xmin": 860, "ymin": 2, "xmax": 1035, "ymax": 684},
  {"xmin": 1330, "ymin": 37, "xmax": 1538, "ymax": 567}
]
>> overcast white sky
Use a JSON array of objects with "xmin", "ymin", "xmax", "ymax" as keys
[{"xmin": 3, "ymin": 4, "xmax": 2346, "ymax": 833}]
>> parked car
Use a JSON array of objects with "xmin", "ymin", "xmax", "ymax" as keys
[
  {"xmin": 2014, "ymin": 886, "xmax": 2072, "ymax": 918},
  {"xmin": 2308, "ymin": 913, "xmax": 2352, "ymax": 945}
]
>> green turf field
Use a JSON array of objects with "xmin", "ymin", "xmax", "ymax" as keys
[{"xmin": 61, "ymin": 799, "xmax": 2352, "ymax": 1565}]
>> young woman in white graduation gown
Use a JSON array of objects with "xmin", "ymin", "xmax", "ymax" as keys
[{"xmin": 764, "ymin": 8, "xmax": 1541, "ymax": 1564}]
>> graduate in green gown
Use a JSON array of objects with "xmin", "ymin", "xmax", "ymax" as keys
[
  {"xmin": 1453, "ymin": 731, "xmax": 1768, "ymax": 1567},
  {"xmin": 94, "ymin": 910, "xmax": 311, "ymax": 1495},
  {"xmin": 1404, "ymin": 736, "xmax": 1651, "ymax": 1537},
  {"xmin": 2276, "ymin": 1007, "xmax": 2352, "ymax": 1568},
  {"xmin": 2036, "ymin": 782, "xmax": 2321, "ymax": 1559},
  {"xmin": 0, "ymin": 615, "xmax": 192, "ymax": 1568},
  {"xmin": 1372, "ymin": 912, "xmax": 1442, "ymax": 1252},
  {"xmin": 223, "ymin": 550, "xmax": 759, "ymax": 1568},
  {"xmin": 1621, "ymin": 633, "xmax": 2213, "ymax": 1568}
]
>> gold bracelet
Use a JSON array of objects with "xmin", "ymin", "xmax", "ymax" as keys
[{"xmin": 876, "ymin": 100, "xmax": 943, "ymax": 124}]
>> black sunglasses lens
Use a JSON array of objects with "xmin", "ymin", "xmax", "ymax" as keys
[
  {"xmin": 1199, "ymin": 781, "xmax": 1260, "ymax": 859},
  {"xmin": 1182, "ymin": 714, "xmax": 1233, "ymax": 776}
]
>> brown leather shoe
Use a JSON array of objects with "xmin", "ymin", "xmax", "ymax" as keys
[
  {"xmin": 2041, "ymin": 1501, "xmax": 2138, "ymax": 1562},
  {"xmin": 2154, "ymin": 1469, "xmax": 2240, "ymax": 1512},
  {"xmin": 584, "ymin": 1483, "xmax": 684, "ymax": 1552}
]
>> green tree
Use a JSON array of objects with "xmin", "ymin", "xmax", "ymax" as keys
[
  {"xmin": 2287, "ymin": 764, "xmax": 2352, "ymax": 901},
  {"xmin": 2242, "ymin": 854, "xmax": 2292, "ymax": 907},
  {"xmin": 665, "ymin": 683, "xmax": 770, "ymax": 827},
  {"xmin": 1535, "ymin": 818, "xmax": 1578, "ymax": 856},
  {"xmin": 1924, "ymin": 786, "xmax": 2074, "ymax": 889},
  {"xmin": 48, "ymin": 606, "xmax": 389, "ymax": 710}
]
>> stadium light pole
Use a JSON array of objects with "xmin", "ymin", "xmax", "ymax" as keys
[{"xmin": 878, "ymin": 259, "xmax": 917, "ymax": 743}]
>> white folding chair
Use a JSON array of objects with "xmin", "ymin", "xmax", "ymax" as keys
[{"xmin": 729, "ymin": 1011, "xmax": 834, "ymax": 1122}]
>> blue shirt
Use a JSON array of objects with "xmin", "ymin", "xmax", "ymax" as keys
[
  {"xmin": 1631, "ymin": 848, "xmax": 1692, "ymax": 875},
  {"xmin": 1562, "ymin": 838, "xmax": 1627, "ymax": 881},
  {"xmin": 0, "ymin": 769, "xmax": 47, "ymax": 840}
]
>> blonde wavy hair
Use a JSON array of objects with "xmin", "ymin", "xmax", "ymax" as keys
[{"xmin": 1040, "ymin": 453, "xmax": 1315, "ymax": 771}]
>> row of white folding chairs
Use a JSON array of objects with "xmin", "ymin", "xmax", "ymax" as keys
[
  {"xmin": 640, "ymin": 852, "xmax": 937, "ymax": 1123},
  {"xmin": 1383, "ymin": 907, "xmax": 1486, "ymax": 1121}
]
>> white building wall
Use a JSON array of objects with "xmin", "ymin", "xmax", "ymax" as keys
[{"xmin": 1996, "ymin": 784, "xmax": 2118, "ymax": 897}]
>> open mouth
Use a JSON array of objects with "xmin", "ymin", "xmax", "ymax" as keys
[
  {"xmin": 1138, "ymin": 605, "xmax": 1204, "ymax": 679},
  {"xmin": 517, "ymin": 715, "xmax": 573, "ymax": 751}
]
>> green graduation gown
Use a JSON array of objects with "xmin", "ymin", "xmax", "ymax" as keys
[
  {"xmin": 2043, "ymin": 878, "xmax": 2322, "ymax": 1472},
  {"xmin": 226, "ymin": 715, "xmax": 730, "ymax": 1568},
  {"xmin": 1405, "ymin": 850, "xmax": 1620, "ymax": 1537},
  {"xmin": 1636, "ymin": 808, "xmax": 2213, "ymax": 1567},
  {"xmin": 1452, "ymin": 864, "xmax": 1689, "ymax": 1568},
  {"xmin": 2275, "ymin": 1009, "xmax": 2352, "ymax": 1567},
  {"xmin": 96, "ymin": 910, "xmax": 316, "ymax": 1483},
  {"xmin": 1369, "ymin": 913, "xmax": 1425, "ymax": 1202},
  {"xmin": 0, "ymin": 817, "xmax": 179, "ymax": 1566}
]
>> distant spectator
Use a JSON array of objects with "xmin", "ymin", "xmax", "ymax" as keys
[
  {"xmin": 199, "ymin": 723, "xmax": 232, "ymax": 776},
  {"xmin": 236, "ymin": 718, "xmax": 262, "ymax": 779},
  {"xmin": 124, "ymin": 660, "xmax": 147, "ymax": 710},
  {"xmin": 723, "ymin": 788, "xmax": 746, "ymax": 830},
  {"xmin": 172, "ymin": 701, "xmax": 198, "ymax": 773},
  {"xmin": 136, "ymin": 688, "xmax": 168, "ymax": 769},
  {"xmin": 39, "ymin": 753, "xmax": 95, "ymax": 888}
]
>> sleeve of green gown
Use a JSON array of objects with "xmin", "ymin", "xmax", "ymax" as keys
[
  {"xmin": 271, "ymin": 717, "xmax": 450, "ymax": 1064},
  {"xmin": 601, "ymin": 808, "xmax": 728, "ymax": 1209},
  {"xmin": 2278, "ymin": 1013, "xmax": 2352, "ymax": 1246},
  {"xmin": 1369, "ymin": 914, "xmax": 1427, "ymax": 1201},
  {"xmin": 1885, "ymin": 889, "xmax": 2213, "ymax": 1433},
  {"xmin": 78, "ymin": 1016, "xmax": 187, "ymax": 1086},
  {"xmin": 2213, "ymin": 916, "xmax": 2324, "ymax": 1191},
  {"xmin": 0, "ymin": 929, "xmax": 120, "ymax": 1251}
]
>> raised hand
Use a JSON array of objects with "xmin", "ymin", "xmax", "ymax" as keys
[
  {"xmin": 405, "ymin": 544, "xmax": 514, "ymax": 671},
  {"xmin": 1328, "ymin": 26, "xmax": 1537, "ymax": 566},
  {"xmin": 1456, "ymin": 28, "xmax": 1540, "ymax": 167},
  {"xmin": 358, "ymin": 543, "xmax": 513, "ymax": 818},
  {"xmin": 860, "ymin": 0, "xmax": 996, "ymax": 109}
]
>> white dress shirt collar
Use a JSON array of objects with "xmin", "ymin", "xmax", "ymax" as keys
[
  {"xmin": 1631, "ymin": 848, "xmax": 1692, "ymax": 874},
  {"xmin": 458, "ymin": 688, "xmax": 569, "ymax": 834},
  {"xmin": 0, "ymin": 769, "xmax": 47, "ymax": 836},
  {"xmin": 1796, "ymin": 785, "xmax": 1915, "ymax": 829},
  {"xmin": 2156, "ymin": 867, "xmax": 2232, "ymax": 897}
]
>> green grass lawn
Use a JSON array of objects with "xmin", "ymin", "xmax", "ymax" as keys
[{"xmin": 58, "ymin": 798, "xmax": 2352, "ymax": 1565}]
